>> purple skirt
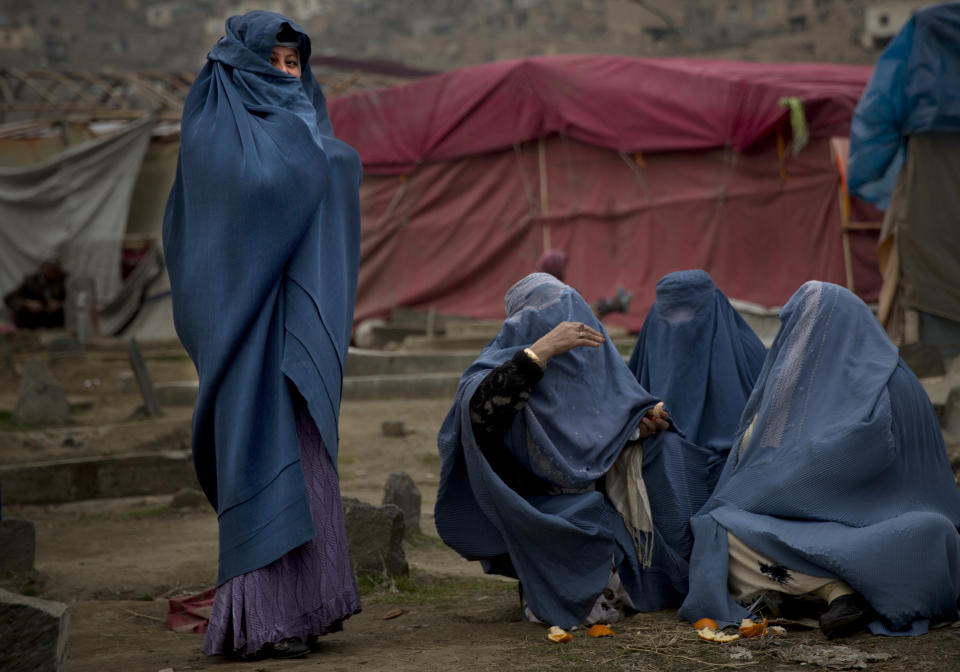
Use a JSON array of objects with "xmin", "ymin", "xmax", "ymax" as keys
[{"xmin": 202, "ymin": 399, "xmax": 361, "ymax": 658}]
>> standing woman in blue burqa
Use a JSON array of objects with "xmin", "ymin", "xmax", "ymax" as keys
[{"xmin": 163, "ymin": 12, "xmax": 362, "ymax": 660}]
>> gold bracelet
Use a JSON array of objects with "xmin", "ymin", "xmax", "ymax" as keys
[{"xmin": 523, "ymin": 348, "xmax": 545, "ymax": 369}]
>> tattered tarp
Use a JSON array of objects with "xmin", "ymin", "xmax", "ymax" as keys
[
  {"xmin": 0, "ymin": 116, "xmax": 153, "ymax": 313},
  {"xmin": 878, "ymin": 132, "xmax": 960, "ymax": 327},
  {"xmin": 847, "ymin": 3, "xmax": 960, "ymax": 208},
  {"xmin": 353, "ymin": 135, "xmax": 882, "ymax": 331},
  {"xmin": 329, "ymin": 56, "xmax": 871, "ymax": 175}
]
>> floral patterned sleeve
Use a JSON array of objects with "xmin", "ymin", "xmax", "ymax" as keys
[{"xmin": 469, "ymin": 350, "xmax": 547, "ymax": 495}]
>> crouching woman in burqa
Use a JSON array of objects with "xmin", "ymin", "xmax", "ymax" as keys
[
  {"xmin": 163, "ymin": 12, "xmax": 362, "ymax": 659},
  {"xmin": 628, "ymin": 269, "xmax": 767, "ymax": 491},
  {"xmin": 679, "ymin": 281, "xmax": 960, "ymax": 638},
  {"xmin": 436, "ymin": 273, "xmax": 717, "ymax": 629}
]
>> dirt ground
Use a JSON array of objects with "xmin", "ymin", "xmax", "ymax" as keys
[{"xmin": 2, "ymin": 334, "xmax": 960, "ymax": 672}]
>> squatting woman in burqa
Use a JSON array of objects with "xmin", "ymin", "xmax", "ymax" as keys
[
  {"xmin": 436, "ymin": 273, "xmax": 720, "ymax": 629},
  {"xmin": 163, "ymin": 12, "xmax": 362, "ymax": 659}
]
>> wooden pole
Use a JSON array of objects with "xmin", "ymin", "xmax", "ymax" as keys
[
  {"xmin": 538, "ymin": 137, "xmax": 550, "ymax": 251},
  {"xmin": 839, "ymin": 185, "xmax": 856, "ymax": 293}
]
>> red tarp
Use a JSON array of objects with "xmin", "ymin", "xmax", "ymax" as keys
[
  {"xmin": 327, "ymin": 56, "xmax": 881, "ymax": 329},
  {"xmin": 329, "ymin": 56, "xmax": 872, "ymax": 175}
]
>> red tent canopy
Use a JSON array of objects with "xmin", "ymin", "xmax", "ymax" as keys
[
  {"xmin": 327, "ymin": 55, "xmax": 881, "ymax": 328},
  {"xmin": 329, "ymin": 55, "xmax": 872, "ymax": 175}
]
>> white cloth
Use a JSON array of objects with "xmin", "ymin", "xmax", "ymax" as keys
[
  {"xmin": 604, "ymin": 441, "xmax": 654, "ymax": 567},
  {"xmin": 726, "ymin": 532, "xmax": 854, "ymax": 604},
  {"xmin": 0, "ymin": 117, "xmax": 154, "ymax": 316}
]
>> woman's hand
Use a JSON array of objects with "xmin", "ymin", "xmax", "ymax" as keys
[
  {"xmin": 636, "ymin": 404, "xmax": 670, "ymax": 439},
  {"xmin": 528, "ymin": 321, "xmax": 605, "ymax": 364}
]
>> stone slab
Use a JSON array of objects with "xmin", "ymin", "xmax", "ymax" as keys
[
  {"xmin": 129, "ymin": 372, "xmax": 463, "ymax": 404},
  {"xmin": 389, "ymin": 306, "xmax": 476, "ymax": 328},
  {"xmin": 0, "ymin": 393, "xmax": 95, "ymax": 415},
  {"xmin": 401, "ymin": 335, "xmax": 490, "ymax": 352},
  {"xmin": 342, "ymin": 373, "xmax": 461, "ymax": 400},
  {"xmin": 0, "ymin": 451, "xmax": 197, "ymax": 505},
  {"xmin": 0, "ymin": 588, "xmax": 69, "ymax": 672},
  {"xmin": 364, "ymin": 324, "xmax": 428, "ymax": 349},
  {"xmin": 345, "ymin": 348, "xmax": 477, "ymax": 376},
  {"xmin": 47, "ymin": 337, "xmax": 85, "ymax": 358},
  {"xmin": 442, "ymin": 321, "xmax": 503, "ymax": 339},
  {"xmin": 154, "ymin": 381, "xmax": 200, "ymax": 407},
  {"xmin": 0, "ymin": 519, "xmax": 36, "ymax": 572}
]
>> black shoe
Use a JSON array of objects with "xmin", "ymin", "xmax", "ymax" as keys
[
  {"xmin": 263, "ymin": 637, "xmax": 310, "ymax": 659},
  {"xmin": 819, "ymin": 594, "xmax": 874, "ymax": 639},
  {"xmin": 759, "ymin": 592, "xmax": 823, "ymax": 621}
]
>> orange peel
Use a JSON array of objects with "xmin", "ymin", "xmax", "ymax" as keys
[
  {"xmin": 587, "ymin": 624, "xmax": 616, "ymax": 638},
  {"xmin": 693, "ymin": 617, "xmax": 719, "ymax": 631},
  {"xmin": 546, "ymin": 625, "xmax": 573, "ymax": 643},
  {"xmin": 696, "ymin": 627, "xmax": 740, "ymax": 643},
  {"xmin": 738, "ymin": 617, "xmax": 768, "ymax": 638}
]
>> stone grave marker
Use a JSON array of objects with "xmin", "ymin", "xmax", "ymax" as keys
[
  {"xmin": 12, "ymin": 358, "xmax": 70, "ymax": 425},
  {"xmin": 382, "ymin": 470, "xmax": 421, "ymax": 534},
  {"xmin": 342, "ymin": 498, "xmax": 408, "ymax": 577}
]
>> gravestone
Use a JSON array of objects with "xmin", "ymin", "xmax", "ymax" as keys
[
  {"xmin": 0, "ymin": 519, "xmax": 36, "ymax": 572},
  {"xmin": 12, "ymin": 358, "xmax": 70, "ymax": 425},
  {"xmin": 1, "ymin": 340, "xmax": 12, "ymax": 372},
  {"xmin": 381, "ymin": 420, "xmax": 406, "ymax": 437},
  {"xmin": 0, "ymin": 588, "xmax": 69, "ymax": 672},
  {"xmin": 47, "ymin": 337, "xmax": 84, "ymax": 358},
  {"xmin": 382, "ymin": 470, "xmax": 421, "ymax": 534},
  {"xmin": 342, "ymin": 498, "xmax": 408, "ymax": 577},
  {"xmin": 170, "ymin": 487, "xmax": 208, "ymax": 509}
]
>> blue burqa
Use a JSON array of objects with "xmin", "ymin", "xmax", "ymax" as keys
[
  {"xmin": 436, "ymin": 274, "xmax": 715, "ymax": 628},
  {"xmin": 679, "ymin": 282, "xmax": 960, "ymax": 635},
  {"xmin": 847, "ymin": 3, "xmax": 960, "ymax": 208},
  {"xmin": 628, "ymin": 270, "xmax": 767, "ymax": 489},
  {"xmin": 163, "ymin": 12, "xmax": 362, "ymax": 585}
]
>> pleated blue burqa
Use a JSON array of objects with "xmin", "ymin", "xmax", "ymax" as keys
[
  {"xmin": 679, "ymin": 281, "xmax": 960, "ymax": 635},
  {"xmin": 628, "ymin": 270, "xmax": 767, "ymax": 488},
  {"xmin": 436, "ymin": 274, "xmax": 715, "ymax": 628},
  {"xmin": 163, "ymin": 11, "xmax": 362, "ymax": 585}
]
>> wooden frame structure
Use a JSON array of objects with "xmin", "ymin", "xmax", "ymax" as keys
[
  {"xmin": 0, "ymin": 67, "xmax": 418, "ymax": 127},
  {"xmin": 0, "ymin": 68, "xmax": 193, "ymax": 124},
  {"xmin": 830, "ymin": 138, "xmax": 883, "ymax": 294}
]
